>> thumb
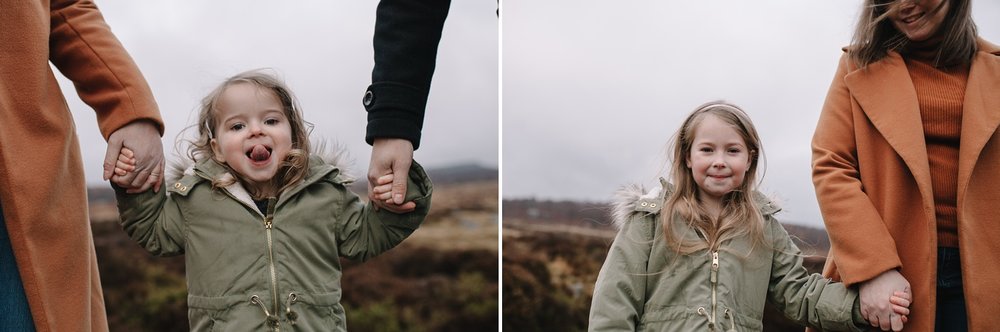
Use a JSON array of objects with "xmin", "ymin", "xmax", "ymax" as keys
[
  {"xmin": 390, "ymin": 160, "xmax": 411, "ymax": 205},
  {"xmin": 103, "ymin": 135, "xmax": 124, "ymax": 180}
]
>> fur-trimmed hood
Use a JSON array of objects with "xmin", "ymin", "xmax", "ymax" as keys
[{"xmin": 610, "ymin": 178, "xmax": 782, "ymax": 230}]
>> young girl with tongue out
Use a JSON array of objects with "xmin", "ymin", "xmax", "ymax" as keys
[{"xmin": 109, "ymin": 70, "xmax": 433, "ymax": 331}]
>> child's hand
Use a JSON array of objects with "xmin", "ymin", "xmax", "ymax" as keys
[
  {"xmin": 110, "ymin": 148, "xmax": 145, "ymax": 193},
  {"xmin": 370, "ymin": 173, "xmax": 416, "ymax": 213},
  {"xmin": 890, "ymin": 290, "xmax": 910, "ymax": 315},
  {"xmin": 884, "ymin": 290, "xmax": 911, "ymax": 331}
]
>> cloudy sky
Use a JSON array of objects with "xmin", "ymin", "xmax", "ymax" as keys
[
  {"xmin": 63, "ymin": 0, "xmax": 497, "ymax": 186},
  {"xmin": 503, "ymin": 1, "xmax": 1000, "ymax": 227}
]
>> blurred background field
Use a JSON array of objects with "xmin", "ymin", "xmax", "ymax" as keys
[
  {"xmin": 502, "ymin": 199, "xmax": 830, "ymax": 332},
  {"xmin": 89, "ymin": 164, "xmax": 498, "ymax": 331}
]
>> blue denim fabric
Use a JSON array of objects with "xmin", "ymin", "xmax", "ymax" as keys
[
  {"xmin": 935, "ymin": 247, "xmax": 967, "ymax": 332},
  {"xmin": 0, "ymin": 204, "xmax": 36, "ymax": 331}
]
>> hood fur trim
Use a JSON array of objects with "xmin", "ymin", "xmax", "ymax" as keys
[{"xmin": 610, "ymin": 183, "xmax": 660, "ymax": 230}]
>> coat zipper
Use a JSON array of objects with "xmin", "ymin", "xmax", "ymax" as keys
[
  {"xmin": 710, "ymin": 251, "xmax": 720, "ymax": 330},
  {"xmin": 264, "ymin": 198, "xmax": 280, "ymax": 331}
]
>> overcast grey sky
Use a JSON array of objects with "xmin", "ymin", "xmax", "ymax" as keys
[
  {"xmin": 64, "ymin": 1, "xmax": 497, "ymax": 186},
  {"xmin": 503, "ymin": 1, "xmax": 1000, "ymax": 227}
]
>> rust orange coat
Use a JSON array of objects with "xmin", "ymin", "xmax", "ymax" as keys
[
  {"xmin": 0, "ymin": 0, "xmax": 162, "ymax": 331},
  {"xmin": 812, "ymin": 39, "xmax": 1000, "ymax": 332}
]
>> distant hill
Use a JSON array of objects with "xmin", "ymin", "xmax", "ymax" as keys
[
  {"xmin": 350, "ymin": 163, "xmax": 498, "ymax": 193},
  {"xmin": 502, "ymin": 198, "xmax": 830, "ymax": 253}
]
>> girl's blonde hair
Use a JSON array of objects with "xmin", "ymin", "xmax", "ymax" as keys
[
  {"xmin": 187, "ymin": 69, "xmax": 312, "ymax": 198},
  {"xmin": 660, "ymin": 101, "xmax": 765, "ymax": 255},
  {"xmin": 849, "ymin": 0, "xmax": 977, "ymax": 68}
]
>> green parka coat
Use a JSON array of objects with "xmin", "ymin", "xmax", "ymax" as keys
[
  {"xmin": 114, "ymin": 154, "xmax": 432, "ymax": 331},
  {"xmin": 589, "ymin": 181, "xmax": 866, "ymax": 331}
]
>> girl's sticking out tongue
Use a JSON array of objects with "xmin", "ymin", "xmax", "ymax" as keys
[{"xmin": 250, "ymin": 145, "xmax": 270, "ymax": 162}]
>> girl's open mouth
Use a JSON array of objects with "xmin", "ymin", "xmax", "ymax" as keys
[{"xmin": 246, "ymin": 145, "xmax": 272, "ymax": 164}]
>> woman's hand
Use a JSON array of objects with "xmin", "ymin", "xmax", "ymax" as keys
[{"xmin": 860, "ymin": 269, "xmax": 911, "ymax": 331}]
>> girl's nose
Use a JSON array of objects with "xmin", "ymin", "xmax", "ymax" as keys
[
  {"xmin": 711, "ymin": 158, "xmax": 727, "ymax": 168},
  {"xmin": 248, "ymin": 122, "xmax": 264, "ymax": 136}
]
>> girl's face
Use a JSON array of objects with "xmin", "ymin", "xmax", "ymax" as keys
[
  {"xmin": 686, "ymin": 114, "xmax": 751, "ymax": 207},
  {"xmin": 210, "ymin": 83, "xmax": 294, "ymax": 188},
  {"xmin": 890, "ymin": 0, "xmax": 949, "ymax": 42}
]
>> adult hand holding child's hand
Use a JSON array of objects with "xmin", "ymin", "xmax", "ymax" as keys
[
  {"xmin": 104, "ymin": 120, "xmax": 163, "ymax": 193},
  {"xmin": 860, "ymin": 269, "xmax": 911, "ymax": 331}
]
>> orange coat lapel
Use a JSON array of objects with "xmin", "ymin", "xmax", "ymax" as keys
[
  {"xmin": 957, "ymin": 40, "xmax": 1000, "ymax": 202},
  {"xmin": 844, "ymin": 51, "xmax": 934, "ymax": 203}
]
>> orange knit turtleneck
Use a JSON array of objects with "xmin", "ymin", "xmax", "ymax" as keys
[{"xmin": 903, "ymin": 40, "xmax": 970, "ymax": 248}]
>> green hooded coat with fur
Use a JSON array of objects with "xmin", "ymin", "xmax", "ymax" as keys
[
  {"xmin": 114, "ymin": 155, "xmax": 432, "ymax": 331},
  {"xmin": 589, "ymin": 180, "xmax": 866, "ymax": 331}
]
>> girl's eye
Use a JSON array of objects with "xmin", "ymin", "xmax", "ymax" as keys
[
  {"xmin": 728, "ymin": 148, "xmax": 742, "ymax": 154},
  {"xmin": 699, "ymin": 147, "xmax": 713, "ymax": 153},
  {"xmin": 230, "ymin": 123, "xmax": 245, "ymax": 131},
  {"xmin": 264, "ymin": 118, "xmax": 280, "ymax": 125}
]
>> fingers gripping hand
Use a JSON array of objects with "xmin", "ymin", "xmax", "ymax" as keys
[
  {"xmin": 888, "ymin": 289, "xmax": 911, "ymax": 330},
  {"xmin": 105, "ymin": 120, "xmax": 164, "ymax": 193},
  {"xmin": 367, "ymin": 138, "xmax": 415, "ymax": 213},
  {"xmin": 369, "ymin": 173, "xmax": 416, "ymax": 213},
  {"xmin": 110, "ymin": 148, "xmax": 136, "ymax": 187},
  {"xmin": 860, "ymin": 270, "xmax": 910, "ymax": 331}
]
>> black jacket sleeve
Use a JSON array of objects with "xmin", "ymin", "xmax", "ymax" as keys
[{"xmin": 363, "ymin": 0, "xmax": 451, "ymax": 150}]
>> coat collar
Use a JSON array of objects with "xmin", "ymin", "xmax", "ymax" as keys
[
  {"xmin": 186, "ymin": 156, "xmax": 345, "ymax": 215},
  {"xmin": 844, "ymin": 50, "xmax": 932, "ymax": 200},
  {"xmin": 171, "ymin": 144, "xmax": 355, "ymax": 215},
  {"xmin": 844, "ymin": 38, "xmax": 1000, "ymax": 205}
]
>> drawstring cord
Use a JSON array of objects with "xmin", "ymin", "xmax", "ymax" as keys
[
  {"xmin": 697, "ymin": 307, "xmax": 716, "ymax": 330},
  {"xmin": 250, "ymin": 295, "xmax": 281, "ymax": 331},
  {"xmin": 285, "ymin": 293, "xmax": 299, "ymax": 325},
  {"xmin": 724, "ymin": 308, "xmax": 736, "ymax": 332}
]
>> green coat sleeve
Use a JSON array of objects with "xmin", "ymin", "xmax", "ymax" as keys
[
  {"xmin": 335, "ymin": 161, "xmax": 433, "ymax": 262},
  {"xmin": 765, "ymin": 217, "xmax": 867, "ymax": 332},
  {"xmin": 114, "ymin": 183, "xmax": 186, "ymax": 256},
  {"xmin": 589, "ymin": 212, "xmax": 655, "ymax": 331}
]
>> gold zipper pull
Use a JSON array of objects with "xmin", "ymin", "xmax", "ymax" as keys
[{"xmin": 710, "ymin": 251, "xmax": 719, "ymax": 283}]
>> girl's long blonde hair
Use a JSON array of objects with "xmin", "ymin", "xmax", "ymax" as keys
[
  {"xmin": 660, "ymin": 101, "xmax": 766, "ymax": 255},
  {"xmin": 186, "ymin": 69, "xmax": 312, "ymax": 199},
  {"xmin": 849, "ymin": 0, "xmax": 977, "ymax": 68}
]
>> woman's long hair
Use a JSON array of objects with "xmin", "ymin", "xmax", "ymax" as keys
[
  {"xmin": 849, "ymin": 0, "xmax": 977, "ymax": 68},
  {"xmin": 660, "ymin": 101, "xmax": 766, "ymax": 255}
]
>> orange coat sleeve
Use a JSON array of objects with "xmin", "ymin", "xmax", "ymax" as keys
[
  {"xmin": 48, "ymin": 0, "xmax": 163, "ymax": 139},
  {"xmin": 811, "ymin": 53, "xmax": 902, "ymax": 286}
]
